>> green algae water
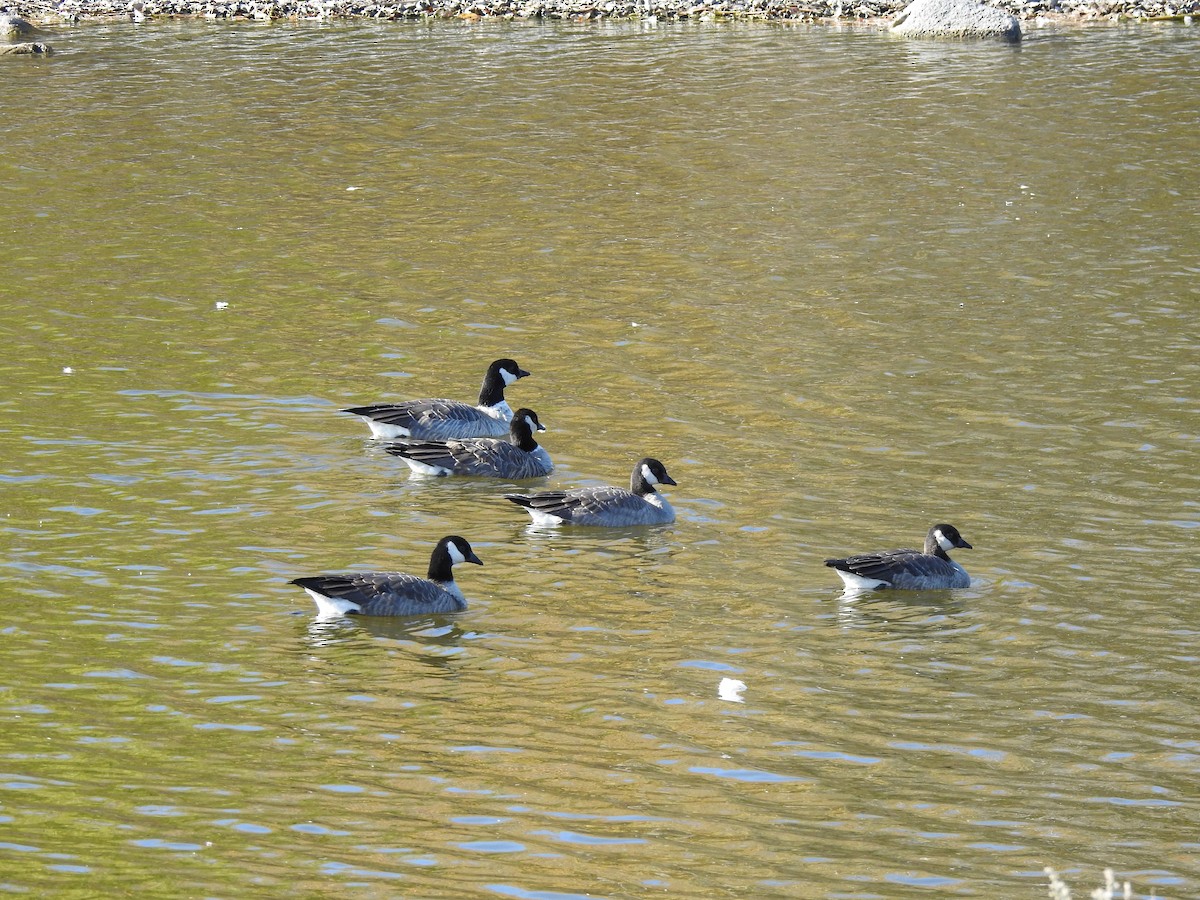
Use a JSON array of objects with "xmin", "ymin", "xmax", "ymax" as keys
[{"xmin": 2, "ymin": 19, "xmax": 1198, "ymax": 898}]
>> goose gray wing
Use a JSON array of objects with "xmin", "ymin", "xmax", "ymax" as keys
[
  {"xmin": 390, "ymin": 438, "xmax": 551, "ymax": 479},
  {"xmin": 505, "ymin": 489, "xmax": 586, "ymax": 522},
  {"xmin": 292, "ymin": 573, "xmax": 465, "ymax": 616},
  {"xmin": 385, "ymin": 437, "xmax": 502, "ymax": 474},
  {"xmin": 824, "ymin": 549, "xmax": 968, "ymax": 590},
  {"xmin": 509, "ymin": 486, "xmax": 671, "ymax": 526},
  {"xmin": 344, "ymin": 400, "xmax": 508, "ymax": 440},
  {"xmin": 459, "ymin": 441, "xmax": 551, "ymax": 479}
]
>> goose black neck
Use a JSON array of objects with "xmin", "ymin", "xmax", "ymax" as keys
[
  {"xmin": 924, "ymin": 534, "xmax": 950, "ymax": 559},
  {"xmin": 427, "ymin": 549, "xmax": 454, "ymax": 583},
  {"xmin": 510, "ymin": 422, "xmax": 539, "ymax": 452},
  {"xmin": 478, "ymin": 372, "xmax": 506, "ymax": 407},
  {"xmin": 630, "ymin": 470, "xmax": 656, "ymax": 496}
]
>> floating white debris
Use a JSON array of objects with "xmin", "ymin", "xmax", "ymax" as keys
[
  {"xmin": 215, "ymin": 302, "xmax": 229, "ymax": 310},
  {"xmin": 718, "ymin": 677, "xmax": 746, "ymax": 703},
  {"xmin": 346, "ymin": 186, "xmax": 360, "ymax": 192},
  {"xmin": 62, "ymin": 366, "xmax": 73, "ymax": 374}
]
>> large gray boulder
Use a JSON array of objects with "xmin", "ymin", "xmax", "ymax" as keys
[{"xmin": 892, "ymin": 0, "xmax": 1022, "ymax": 40}]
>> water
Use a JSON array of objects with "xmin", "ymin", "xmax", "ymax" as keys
[{"xmin": 2, "ymin": 18, "xmax": 1198, "ymax": 898}]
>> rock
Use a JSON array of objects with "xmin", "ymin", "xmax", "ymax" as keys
[
  {"xmin": 1, "ymin": 12, "xmax": 36, "ymax": 35},
  {"xmin": 892, "ymin": 0, "xmax": 1022, "ymax": 38},
  {"xmin": 1, "ymin": 41, "xmax": 53, "ymax": 54}
]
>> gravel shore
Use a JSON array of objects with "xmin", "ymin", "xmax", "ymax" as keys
[{"xmin": 6, "ymin": 0, "xmax": 1198, "ymax": 29}]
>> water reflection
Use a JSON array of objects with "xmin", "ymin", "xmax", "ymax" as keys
[
  {"xmin": 302, "ymin": 610, "xmax": 473, "ymax": 655},
  {"xmin": 831, "ymin": 588, "xmax": 974, "ymax": 633},
  {"xmin": 516, "ymin": 521, "xmax": 677, "ymax": 554},
  {"xmin": 349, "ymin": 616, "xmax": 472, "ymax": 651}
]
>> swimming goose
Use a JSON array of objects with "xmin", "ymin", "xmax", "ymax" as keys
[
  {"xmin": 824, "ymin": 523, "xmax": 973, "ymax": 592},
  {"xmin": 344, "ymin": 358, "xmax": 530, "ymax": 440},
  {"xmin": 290, "ymin": 535, "xmax": 483, "ymax": 617},
  {"xmin": 385, "ymin": 408, "xmax": 552, "ymax": 480},
  {"xmin": 505, "ymin": 457, "xmax": 677, "ymax": 527}
]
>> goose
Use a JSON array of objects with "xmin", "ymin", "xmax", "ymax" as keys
[
  {"xmin": 290, "ymin": 535, "xmax": 482, "ymax": 617},
  {"xmin": 344, "ymin": 358, "xmax": 530, "ymax": 440},
  {"xmin": 505, "ymin": 457, "xmax": 677, "ymax": 527},
  {"xmin": 385, "ymin": 408, "xmax": 552, "ymax": 480},
  {"xmin": 824, "ymin": 523, "xmax": 973, "ymax": 592}
]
